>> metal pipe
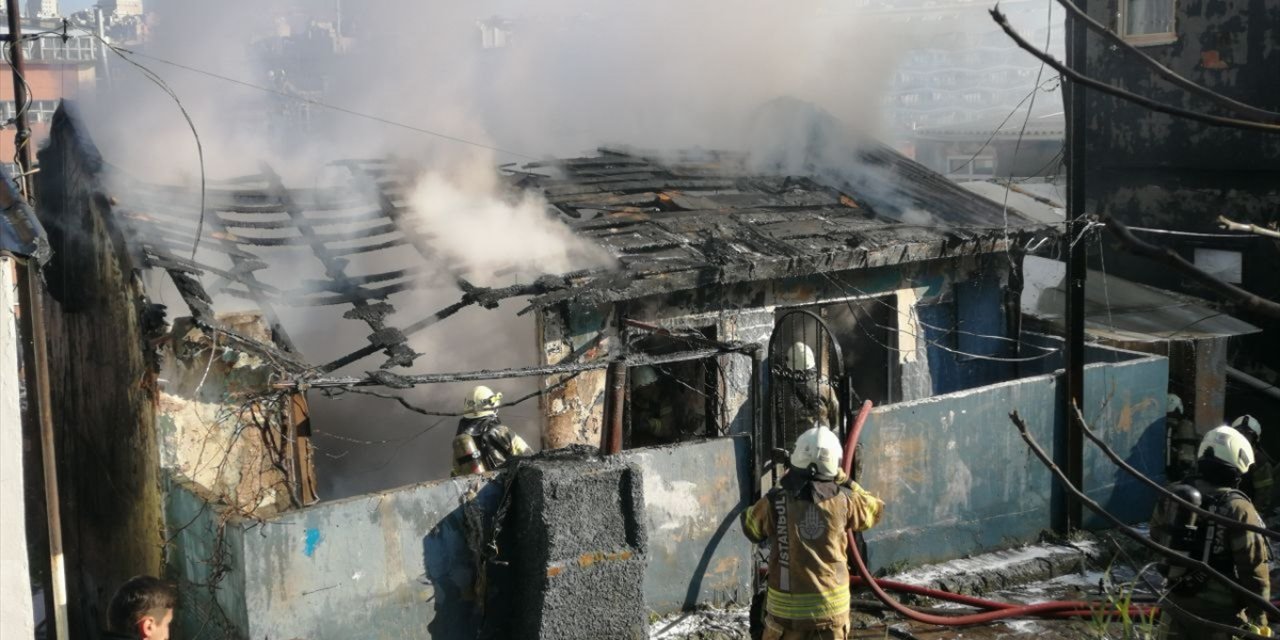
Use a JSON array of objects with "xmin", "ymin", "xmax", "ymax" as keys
[
  {"xmin": 1062, "ymin": 0, "xmax": 1089, "ymax": 533},
  {"xmin": 14, "ymin": 260, "xmax": 68, "ymax": 640},
  {"xmin": 1228, "ymin": 367, "xmax": 1280, "ymax": 404},
  {"xmin": 602, "ymin": 361, "xmax": 625, "ymax": 455},
  {"xmin": 750, "ymin": 347, "xmax": 764, "ymax": 502},
  {"xmin": 6, "ymin": 0, "xmax": 34, "ymax": 200},
  {"xmin": 287, "ymin": 346, "xmax": 750, "ymax": 389}
]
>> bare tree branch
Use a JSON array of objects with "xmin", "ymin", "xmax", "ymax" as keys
[
  {"xmin": 989, "ymin": 8, "xmax": 1280, "ymax": 134},
  {"xmin": 1218, "ymin": 215, "xmax": 1280, "ymax": 241},
  {"xmin": 1008, "ymin": 411, "xmax": 1280, "ymax": 625},
  {"xmin": 1105, "ymin": 216, "xmax": 1280, "ymax": 320},
  {"xmin": 1052, "ymin": 0, "xmax": 1280, "ymax": 123}
]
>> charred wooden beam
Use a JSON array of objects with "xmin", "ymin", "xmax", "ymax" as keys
[{"xmin": 261, "ymin": 163, "xmax": 419, "ymax": 368}]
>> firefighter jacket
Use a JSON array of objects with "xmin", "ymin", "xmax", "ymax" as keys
[
  {"xmin": 1243, "ymin": 449, "xmax": 1276, "ymax": 514},
  {"xmin": 780, "ymin": 378, "xmax": 841, "ymax": 431},
  {"xmin": 741, "ymin": 471, "xmax": 884, "ymax": 626},
  {"xmin": 451, "ymin": 415, "xmax": 531, "ymax": 476},
  {"xmin": 1166, "ymin": 479, "xmax": 1271, "ymax": 627}
]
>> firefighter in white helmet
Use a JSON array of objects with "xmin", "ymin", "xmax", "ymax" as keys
[
  {"xmin": 781, "ymin": 342, "xmax": 841, "ymax": 431},
  {"xmin": 451, "ymin": 385, "xmax": 531, "ymax": 476},
  {"xmin": 1156, "ymin": 426, "xmax": 1271, "ymax": 639},
  {"xmin": 742, "ymin": 425, "xmax": 883, "ymax": 640},
  {"xmin": 1232, "ymin": 415, "xmax": 1275, "ymax": 513}
]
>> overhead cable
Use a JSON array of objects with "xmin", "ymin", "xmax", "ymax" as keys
[
  {"xmin": 990, "ymin": 8, "xmax": 1280, "ymax": 135},
  {"xmin": 1051, "ymin": 0, "xmax": 1280, "ymax": 123}
]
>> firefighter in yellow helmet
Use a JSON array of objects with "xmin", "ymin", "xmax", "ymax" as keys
[
  {"xmin": 1155, "ymin": 426, "xmax": 1272, "ymax": 639},
  {"xmin": 742, "ymin": 425, "xmax": 884, "ymax": 640},
  {"xmin": 1233, "ymin": 415, "xmax": 1275, "ymax": 514},
  {"xmin": 451, "ymin": 385, "xmax": 531, "ymax": 476}
]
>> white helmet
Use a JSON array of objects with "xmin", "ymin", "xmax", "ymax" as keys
[
  {"xmin": 788, "ymin": 342, "xmax": 817, "ymax": 372},
  {"xmin": 790, "ymin": 424, "xmax": 843, "ymax": 479},
  {"xmin": 1167, "ymin": 393, "xmax": 1184, "ymax": 415},
  {"xmin": 1232, "ymin": 414, "xmax": 1262, "ymax": 440},
  {"xmin": 632, "ymin": 366, "xmax": 659, "ymax": 388},
  {"xmin": 463, "ymin": 385, "xmax": 502, "ymax": 418},
  {"xmin": 1198, "ymin": 425, "xmax": 1255, "ymax": 475}
]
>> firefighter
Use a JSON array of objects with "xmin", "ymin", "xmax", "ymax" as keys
[
  {"xmin": 742, "ymin": 425, "xmax": 884, "ymax": 640},
  {"xmin": 1166, "ymin": 394, "xmax": 1199, "ymax": 481},
  {"xmin": 1233, "ymin": 415, "xmax": 1275, "ymax": 514},
  {"xmin": 782, "ymin": 342, "xmax": 841, "ymax": 431},
  {"xmin": 1156, "ymin": 426, "xmax": 1272, "ymax": 639},
  {"xmin": 451, "ymin": 385, "xmax": 531, "ymax": 476}
]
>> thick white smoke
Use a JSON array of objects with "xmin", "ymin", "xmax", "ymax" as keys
[{"xmin": 71, "ymin": 0, "xmax": 1059, "ymax": 497}]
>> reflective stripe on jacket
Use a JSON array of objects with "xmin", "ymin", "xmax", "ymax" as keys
[{"xmin": 742, "ymin": 476, "xmax": 884, "ymax": 622}]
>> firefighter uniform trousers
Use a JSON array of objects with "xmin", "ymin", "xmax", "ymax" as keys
[{"xmin": 743, "ymin": 478, "xmax": 883, "ymax": 640}]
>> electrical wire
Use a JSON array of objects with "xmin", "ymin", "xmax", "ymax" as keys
[
  {"xmin": 945, "ymin": 76, "xmax": 1061, "ymax": 177},
  {"xmin": 991, "ymin": 7, "xmax": 1280, "ymax": 135},
  {"xmin": 79, "ymin": 32, "xmax": 540, "ymax": 162},
  {"xmin": 816, "ymin": 270, "xmax": 1060, "ymax": 364},
  {"xmin": 81, "ymin": 29, "xmax": 208, "ymax": 259}
]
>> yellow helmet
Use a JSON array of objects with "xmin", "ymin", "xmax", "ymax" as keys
[{"xmin": 464, "ymin": 385, "xmax": 503, "ymax": 418}]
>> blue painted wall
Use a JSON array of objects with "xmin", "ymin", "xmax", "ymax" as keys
[
  {"xmin": 165, "ymin": 438, "xmax": 758, "ymax": 639},
  {"xmin": 858, "ymin": 349, "xmax": 1167, "ymax": 571},
  {"xmin": 627, "ymin": 437, "xmax": 755, "ymax": 612}
]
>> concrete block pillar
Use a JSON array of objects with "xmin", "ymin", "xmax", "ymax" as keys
[{"xmin": 513, "ymin": 453, "xmax": 648, "ymax": 639}]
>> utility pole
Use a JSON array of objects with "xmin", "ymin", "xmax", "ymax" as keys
[
  {"xmin": 94, "ymin": 6, "xmax": 111, "ymax": 90},
  {"xmin": 1063, "ymin": 0, "xmax": 1089, "ymax": 532},
  {"xmin": 6, "ymin": 0, "xmax": 34, "ymax": 200},
  {"xmin": 5, "ymin": 3, "xmax": 65, "ymax": 637}
]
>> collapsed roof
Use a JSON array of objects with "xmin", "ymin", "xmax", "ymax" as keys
[{"xmin": 71, "ymin": 120, "xmax": 1047, "ymax": 384}]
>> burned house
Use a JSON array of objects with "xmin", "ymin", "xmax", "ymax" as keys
[
  {"xmin": 25, "ymin": 105, "xmax": 1170, "ymax": 639},
  {"xmin": 1078, "ymin": 1, "xmax": 1280, "ymax": 432}
]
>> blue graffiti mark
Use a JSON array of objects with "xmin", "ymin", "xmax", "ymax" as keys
[{"xmin": 303, "ymin": 528, "xmax": 323, "ymax": 557}]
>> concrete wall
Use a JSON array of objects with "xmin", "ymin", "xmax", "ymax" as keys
[
  {"xmin": 166, "ymin": 471, "xmax": 501, "ymax": 640},
  {"xmin": 859, "ymin": 349, "xmax": 1168, "ymax": 570},
  {"xmin": 165, "ymin": 437, "xmax": 759, "ymax": 639},
  {"xmin": 0, "ymin": 256, "xmax": 34, "ymax": 639},
  {"xmin": 625, "ymin": 437, "xmax": 755, "ymax": 613}
]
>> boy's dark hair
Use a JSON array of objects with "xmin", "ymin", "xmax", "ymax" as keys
[{"xmin": 107, "ymin": 576, "xmax": 178, "ymax": 634}]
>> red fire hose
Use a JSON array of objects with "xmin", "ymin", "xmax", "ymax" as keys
[{"xmin": 841, "ymin": 400, "xmax": 1152, "ymax": 623}]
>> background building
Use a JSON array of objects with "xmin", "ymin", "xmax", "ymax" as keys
[
  {"xmin": 25, "ymin": 0, "xmax": 56, "ymax": 18},
  {"xmin": 0, "ymin": 20, "xmax": 97, "ymax": 177},
  {"xmin": 1080, "ymin": 0, "xmax": 1280, "ymax": 439},
  {"xmin": 101, "ymin": 0, "xmax": 143, "ymax": 17}
]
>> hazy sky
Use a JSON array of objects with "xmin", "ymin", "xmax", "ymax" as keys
[{"xmin": 60, "ymin": 1, "xmax": 97, "ymax": 13}]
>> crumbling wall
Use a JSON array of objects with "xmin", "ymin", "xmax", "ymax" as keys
[
  {"xmin": 539, "ymin": 302, "xmax": 617, "ymax": 449},
  {"xmin": 34, "ymin": 105, "xmax": 165, "ymax": 636},
  {"xmin": 157, "ymin": 313, "xmax": 298, "ymax": 515}
]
